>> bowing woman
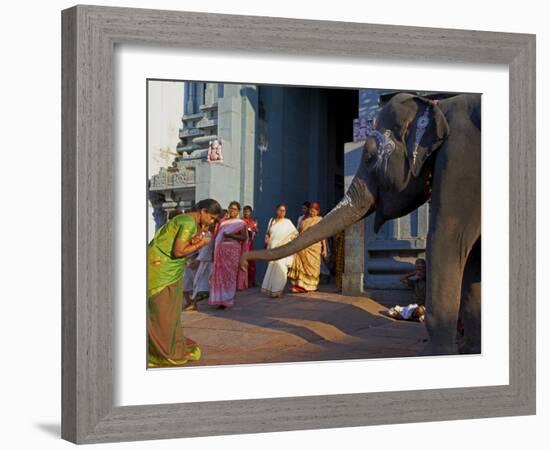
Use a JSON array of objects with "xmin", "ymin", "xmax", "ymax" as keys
[{"xmin": 147, "ymin": 198, "xmax": 221, "ymax": 367}]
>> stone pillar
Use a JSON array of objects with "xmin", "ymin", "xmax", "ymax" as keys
[
  {"xmin": 342, "ymin": 220, "xmax": 365, "ymax": 294},
  {"xmin": 147, "ymin": 191, "xmax": 167, "ymax": 242},
  {"xmin": 342, "ymin": 141, "xmax": 366, "ymax": 295},
  {"xmin": 152, "ymin": 206, "xmax": 166, "ymax": 230},
  {"xmin": 239, "ymin": 85, "xmax": 258, "ymax": 208}
]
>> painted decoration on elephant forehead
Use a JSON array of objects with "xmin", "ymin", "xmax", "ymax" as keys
[
  {"xmin": 413, "ymin": 107, "xmax": 431, "ymax": 164},
  {"xmin": 360, "ymin": 118, "xmax": 396, "ymax": 173}
]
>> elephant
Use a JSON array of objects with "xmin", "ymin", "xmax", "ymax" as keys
[{"xmin": 240, "ymin": 92, "xmax": 481, "ymax": 355}]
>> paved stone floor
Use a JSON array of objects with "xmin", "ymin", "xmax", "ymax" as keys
[{"xmin": 182, "ymin": 285, "xmax": 429, "ymax": 367}]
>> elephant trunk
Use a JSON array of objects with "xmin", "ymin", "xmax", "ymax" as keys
[{"xmin": 242, "ymin": 176, "xmax": 374, "ymax": 264}]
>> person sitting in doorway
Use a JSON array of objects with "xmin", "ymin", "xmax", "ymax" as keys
[
  {"xmin": 387, "ymin": 258, "xmax": 427, "ymax": 322},
  {"xmin": 399, "ymin": 258, "xmax": 426, "ymax": 306}
]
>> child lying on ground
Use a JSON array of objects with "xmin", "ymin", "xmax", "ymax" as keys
[{"xmin": 387, "ymin": 304, "xmax": 426, "ymax": 322}]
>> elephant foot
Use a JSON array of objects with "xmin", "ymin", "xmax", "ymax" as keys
[
  {"xmin": 419, "ymin": 341, "xmax": 458, "ymax": 357},
  {"xmin": 457, "ymin": 340, "xmax": 481, "ymax": 355}
]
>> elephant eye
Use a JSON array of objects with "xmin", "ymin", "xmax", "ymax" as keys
[
  {"xmin": 383, "ymin": 128, "xmax": 398, "ymax": 142},
  {"xmin": 364, "ymin": 138, "xmax": 379, "ymax": 163},
  {"xmin": 367, "ymin": 152, "xmax": 378, "ymax": 163}
]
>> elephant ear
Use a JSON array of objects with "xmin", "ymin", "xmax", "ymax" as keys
[{"xmin": 405, "ymin": 97, "xmax": 450, "ymax": 177}]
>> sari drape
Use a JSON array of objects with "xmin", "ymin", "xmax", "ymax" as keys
[
  {"xmin": 261, "ymin": 218, "xmax": 298, "ymax": 297},
  {"xmin": 242, "ymin": 217, "xmax": 258, "ymax": 286},
  {"xmin": 288, "ymin": 216, "xmax": 323, "ymax": 292},
  {"xmin": 147, "ymin": 214, "xmax": 201, "ymax": 367},
  {"xmin": 192, "ymin": 231, "xmax": 214, "ymax": 299},
  {"xmin": 183, "ymin": 252, "xmax": 199, "ymax": 292},
  {"xmin": 147, "ymin": 278, "xmax": 201, "ymax": 367},
  {"xmin": 209, "ymin": 218, "xmax": 248, "ymax": 306},
  {"xmin": 148, "ymin": 214, "xmax": 196, "ymax": 298}
]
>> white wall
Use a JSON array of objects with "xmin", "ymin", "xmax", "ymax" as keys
[
  {"xmin": 147, "ymin": 80, "xmax": 185, "ymax": 239},
  {"xmin": 1, "ymin": 1, "xmax": 547, "ymax": 450},
  {"xmin": 147, "ymin": 80, "xmax": 184, "ymax": 176}
]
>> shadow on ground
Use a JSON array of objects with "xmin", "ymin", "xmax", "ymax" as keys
[{"xmin": 181, "ymin": 284, "xmax": 428, "ymax": 367}]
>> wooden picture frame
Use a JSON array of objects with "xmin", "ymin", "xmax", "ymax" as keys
[{"xmin": 61, "ymin": 5, "xmax": 536, "ymax": 444}]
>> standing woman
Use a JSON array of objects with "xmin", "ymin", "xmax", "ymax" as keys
[
  {"xmin": 296, "ymin": 201, "xmax": 311, "ymax": 229},
  {"xmin": 209, "ymin": 201, "xmax": 248, "ymax": 309},
  {"xmin": 241, "ymin": 205, "xmax": 259, "ymax": 287},
  {"xmin": 261, "ymin": 204, "xmax": 298, "ymax": 297},
  {"xmin": 288, "ymin": 202, "xmax": 327, "ymax": 293},
  {"xmin": 147, "ymin": 198, "xmax": 221, "ymax": 367},
  {"xmin": 189, "ymin": 222, "xmax": 217, "ymax": 305}
]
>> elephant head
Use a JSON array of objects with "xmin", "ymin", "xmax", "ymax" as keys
[{"xmin": 240, "ymin": 92, "xmax": 450, "ymax": 267}]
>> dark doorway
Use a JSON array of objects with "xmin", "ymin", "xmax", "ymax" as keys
[{"xmin": 323, "ymin": 88, "xmax": 359, "ymax": 211}]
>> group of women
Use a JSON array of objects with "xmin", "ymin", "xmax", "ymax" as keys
[
  {"xmin": 146, "ymin": 198, "xmax": 335, "ymax": 368},
  {"xmin": 261, "ymin": 201, "xmax": 327, "ymax": 296}
]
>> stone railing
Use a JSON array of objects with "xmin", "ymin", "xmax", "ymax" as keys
[
  {"xmin": 179, "ymin": 128, "xmax": 203, "ymax": 139},
  {"xmin": 199, "ymin": 102, "xmax": 218, "ymax": 111},
  {"xmin": 181, "ymin": 112, "xmax": 203, "ymax": 121},
  {"xmin": 196, "ymin": 118, "xmax": 217, "ymax": 129},
  {"xmin": 149, "ymin": 166, "xmax": 196, "ymax": 190}
]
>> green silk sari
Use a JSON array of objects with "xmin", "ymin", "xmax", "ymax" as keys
[
  {"xmin": 147, "ymin": 214, "xmax": 197, "ymax": 298},
  {"xmin": 147, "ymin": 214, "xmax": 201, "ymax": 367}
]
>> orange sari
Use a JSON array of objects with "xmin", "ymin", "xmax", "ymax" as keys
[{"xmin": 288, "ymin": 216, "xmax": 323, "ymax": 292}]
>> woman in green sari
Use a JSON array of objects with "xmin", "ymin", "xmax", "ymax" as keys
[{"xmin": 147, "ymin": 198, "xmax": 221, "ymax": 368}]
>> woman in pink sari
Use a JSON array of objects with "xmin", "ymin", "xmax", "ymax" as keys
[{"xmin": 209, "ymin": 201, "xmax": 248, "ymax": 309}]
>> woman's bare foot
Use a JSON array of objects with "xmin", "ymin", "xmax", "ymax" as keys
[
  {"xmin": 290, "ymin": 286, "xmax": 306, "ymax": 293},
  {"xmin": 183, "ymin": 302, "xmax": 197, "ymax": 312}
]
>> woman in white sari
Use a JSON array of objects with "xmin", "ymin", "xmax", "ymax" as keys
[{"xmin": 261, "ymin": 204, "xmax": 299, "ymax": 297}]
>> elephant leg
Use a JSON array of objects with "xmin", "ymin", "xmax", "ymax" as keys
[
  {"xmin": 423, "ymin": 224, "xmax": 479, "ymax": 355},
  {"xmin": 458, "ymin": 239, "xmax": 481, "ymax": 354}
]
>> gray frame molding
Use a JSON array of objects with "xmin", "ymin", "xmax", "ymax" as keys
[{"xmin": 62, "ymin": 5, "xmax": 536, "ymax": 444}]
